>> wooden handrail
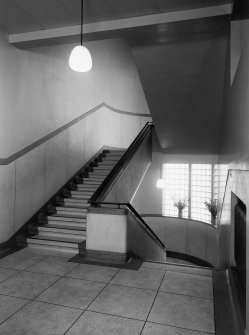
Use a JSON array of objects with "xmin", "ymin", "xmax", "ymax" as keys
[
  {"xmin": 89, "ymin": 122, "xmax": 154, "ymax": 203},
  {"xmin": 90, "ymin": 201, "xmax": 167, "ymax": 252}
]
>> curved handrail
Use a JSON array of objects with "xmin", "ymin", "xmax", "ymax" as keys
[
  {"xmin": 90, "ymin": 201, "xmax": 167, "ymax": 252},
  {"xmin": 89, "ymin": 122, "xmax": 154, "ymax": 203}
]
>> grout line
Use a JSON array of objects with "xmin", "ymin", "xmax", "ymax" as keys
[
  {"xmin": 146, "ymin": 320, "xmax": 215, "ymax": 334},
  {"xmin": 64, "ymin": 268, "xmax": 122, "ymax": 334},
  {"xmin": 139, "ymin": 269, "xmax": 167, "ymax": 335}
]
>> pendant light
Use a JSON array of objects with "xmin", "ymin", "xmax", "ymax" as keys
[{"xmin": 69, "ymin": 0, "xmax": 92, "ymax": 72}]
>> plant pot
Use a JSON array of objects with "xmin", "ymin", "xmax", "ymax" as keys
[
  {"xmin": 211, "ymin": 216, "xmax": 216, "ymax": 225},
  {"xmin": 178, "ymin": 210, "xmax": 183, "ymax": 218}
]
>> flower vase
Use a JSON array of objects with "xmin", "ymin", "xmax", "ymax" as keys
[{"xmin": 178, "ymin": 210, "xmax": 183, "ymax": 218}]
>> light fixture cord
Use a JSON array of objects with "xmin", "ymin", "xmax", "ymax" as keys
[{"xmin": 81, "ymin": 0, "xmax": 83, "ymax": 45}]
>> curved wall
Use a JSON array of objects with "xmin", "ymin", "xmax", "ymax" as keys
[{"xmin": 143, "ymin": 215, "xmax": 218, "ymax": 267}]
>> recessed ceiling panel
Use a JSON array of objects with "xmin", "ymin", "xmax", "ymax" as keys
[
  {"xmin": 14, "ymin": 0, "xmax": 76, "ymax": 29},
  {"xmin": 0, "ymin": 0, "xmax": 42, "ymax": 33}
]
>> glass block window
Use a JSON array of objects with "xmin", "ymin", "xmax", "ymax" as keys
[
  {"xmin": 162, "ymin": 163, "xmax": 228, "ymax": 224},
  {"xmin": 191, "ymin": 164, "xmax": 212, "ymax": 223},
  {"xmin": 162, "ymin": 164, "xmax": 189, "ymax": 218},
  {"xmin": 214, "ymin": 164, "xmax": 228, "ymax": 203}
]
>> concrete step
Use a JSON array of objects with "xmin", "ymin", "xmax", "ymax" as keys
[
  {"xmin": 94, "ymin": 166, "xmax": 112, "ymax": 171},
  {"xmin": 56, "ymin": 210, "xmax": 86, "ymax": 219},
  {"xmin": 64, "ymin": 198, "xmax": 89, "ymax": 205},
  {"xmin": 35, "ymin": 229, "xmax": 86, "ymax": 241},
  {"xmin": 77, "ymin": 185, "xmax": 98, "ymax": 191},
  {"xmin": 45, "ymin": 221, "xmax": 87, "ymax": 230},
  {"xmin": 69, "ymin": 194, "xmax": 90, "ymax": 200},
  {"xmin": 71, "ymin": 190, "xmax": 93, "ymax": 195},
  {"xmin": 19, "ymin": 245, "xmax": 79, "ymax": 257},
  {"xmin": 26, "ymin": 236, "xmax": 83, "ymax": 254},
  {"xmin": 47, "ymin": 215, "xmax": 86, "ymax": 223},
  {"xmin": 63, "ymin": 202, "xmax": 89, "ymax": 209},
  {"xmin": 56, "ymin": 206, "xmax": 87, "ymax": 214},
  {"xmin": 82, "ymin": 179, "xmax": 103, "ymax": 185},
  {"xmin": 28, "ymin": 234, "xmax": 85, "ymax": 245}
]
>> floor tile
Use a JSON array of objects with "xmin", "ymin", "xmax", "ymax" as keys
[
  {"xmin": 66, "ymin": 263, "xmax": 119, "ymax": 283},
  {"xmin": 0, "ymin": 295, "xmax": 28, "ymax": 324},
  {"xmin": 110, "ymin": 268, "xmax": 165, "ymax": 290},
  {"xmin": 160, "ymin": 271, "xmax": 213, "ymax": 299},
  {"xmin": 0, "ymin": 271, "xmax": 59, "ymax": 299},
  {"xmin": 166, "ymin": 264, "xmax": 212, "ymax": 277},
  {"xmin": 0, "ymin": 252, "xmax": 45, "ymax": 270},
  {"xmin": 142, "ymin": 322, "xmax": 211, "ymax": 335},
  {"xmin": 88, "ymin": 284, "xmax": 156, "ymax": 321},
  {"xmin": 0, "ymin": 301, "xmax": 81, "ymax": 335},
  {"xmin": 148, "ymin": 292, "xmax": 215, "ymax": 333},
  {"xmin": 36, "ymin": 277, "xmax": 105, "ymax": 309},
  {"xmin": 66, "ymin": 310, "xmax": 144, "ymax": 335},
  {"xmin": 0, "ymin": 268, "xmax": 19, "ymax": 283},
  {"xmin": 141, "ymin": 262, "xmax": 168, "ymax": 271},
  {"xmin": 27, "ymin": 256, "xmax": 78, "ymax": 276}
]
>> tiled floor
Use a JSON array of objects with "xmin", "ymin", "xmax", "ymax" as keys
[{"xmin": 0, "ymin": 249, "xmax": 214, "ymax": 334}]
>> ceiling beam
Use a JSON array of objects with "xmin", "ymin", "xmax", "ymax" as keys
[{"xmin": 9, "ymin": 4, "xmax": 232, "ymax": 48}]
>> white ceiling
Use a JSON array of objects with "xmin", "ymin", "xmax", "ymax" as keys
[{"xmin": 0, "ymin": 0, "xmax": 230, "ymax": 34}]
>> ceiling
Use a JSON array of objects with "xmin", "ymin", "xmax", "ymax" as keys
[
  {"xmin": 0, "ymin": 0, "xmax": 231, "ymax": 34},
  {"xmin": 0, "ymin": 0, "xmax": 232, "ymax": 155}
]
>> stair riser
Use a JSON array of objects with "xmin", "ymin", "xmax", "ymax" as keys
[
  {"xmin": 46, "ymin": 221, "xmax": 87, "ymax": 230},
  {"xmin": 48, "ymin": 216, "xmax": 86, "ymax": 223},
  {"xmin": 56, "ymin": 207, "xmax": 87, "ymax": 213},
  {"xmin": 36, "ymin": 231, "xmax": 86, "ymax": 240},
  {"xmin": 20, "ymin": 245, "xmax": 79, "ymax": 257},
  {"xmin": 38, "ymin": 227, "xmax": 86, "ymax": 235}
]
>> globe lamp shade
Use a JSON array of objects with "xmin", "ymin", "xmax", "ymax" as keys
[{"xmin": 69, "ymin": 45, "xmax": 92, "ymax": 72}]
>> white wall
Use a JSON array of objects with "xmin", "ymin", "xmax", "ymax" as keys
[
  {"xmin": 0, "ymin": 106, "xmax": 150, "ymax": 243},
  {"xmin": 0, "ymin": 28, "xmax": 151, "ymax": 243},
  {"xmin": 0, "ymin": 29, "xmax": 150, "ymax": 157},
  {"xmin": 144, "ymin": 216, "xmax": 218, "ymax": 267}
]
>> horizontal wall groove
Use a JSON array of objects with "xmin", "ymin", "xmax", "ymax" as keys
[{"xmin": 0, "ymin": 103, "xmax": 151, "ymax": 165}]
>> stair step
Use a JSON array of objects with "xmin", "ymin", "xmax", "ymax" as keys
[
  {"xmin": 56, "ymin": 211, "xmax": 87, "ymax": 218},
  {"xmin": 48, "ymin": 215, "xmax": 86, "ymax": 223},
  {"xmin": 64, "ymin": 198, "xmax": 89, "ymax": 205},
  {"xmin": 29, "ymin": 234, "xmax": 85, "ymax": 244},
  {"xmin": 70, "ymin": 196, "xmax": 89, "ymax": 201},
  {"xmin": 36, "ymin": 229, "xmax": 86, "ymax": 241},
  {"xmin": 20, "ymin": 245, "xmax": 79, "ymax": 257},
  {"xmin": 56, "ymin": 206, "xmax": 87, "ymax": 213},
  {"xmin": 63, "ymin": 202, "xmax": 89, "ymax": 209},
  {"xmin": 71, "ymin": 190, "xmax": 93, "ymax": 195},
  {"xmin": 82, "ymin": 180, "xmax": 103, "ymax": 185},
  {"xmin": 45, "ymin": 221, "xmax": 87, "ymax": 230},
  {"xmin": 77, "ymin": 185, "xmax": 98, "ymax": 191},
  {"xmin": 27, "ymin": 236, "xmax": 85, "ymax": 249}
]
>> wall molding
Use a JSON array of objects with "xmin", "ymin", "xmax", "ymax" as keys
[{"xmin": 0, "ymin": 103, "xmax": 151, "ymax": 165}]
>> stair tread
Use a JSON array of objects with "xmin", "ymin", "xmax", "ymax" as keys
[
  {"xmin": 29, "ymin": 234, "xmax": 86, "ymax": 244},
  {"xmin": 40, "ymin": 224, "xmax": 86, "ymax": 232},
  {"xmin": 51, "ymin": 213, "xmax": 86, "ymax": 219},
  {"xmin": 48, "ymin": 215, "xmax": 86, "ymax": 222},
  {"xmin": 45, "ymin": 221, "xmax": 86, "ymax": 229}
]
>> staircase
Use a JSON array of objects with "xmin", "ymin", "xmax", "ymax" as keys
[{"xmin": 17, "ymin": 149, "xmax": 125, "ymax": 256}]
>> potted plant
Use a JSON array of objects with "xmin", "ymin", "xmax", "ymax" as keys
[
  {"xmin": 204, "ymin": 199, "xmax": 217, "ymax": 225},
  {"xmin": 174, "ymin": 198, "xmax": 187, "ymax": 218}
]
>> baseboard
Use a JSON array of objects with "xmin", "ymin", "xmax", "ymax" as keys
[{"xmin": 167, "ymin": 250, "xmax": 213, "ymax": 268}]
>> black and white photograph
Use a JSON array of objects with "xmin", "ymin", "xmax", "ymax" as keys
[{"xmin": 0, "ymin": 0, "xmax": 248, "ymax": 334}]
